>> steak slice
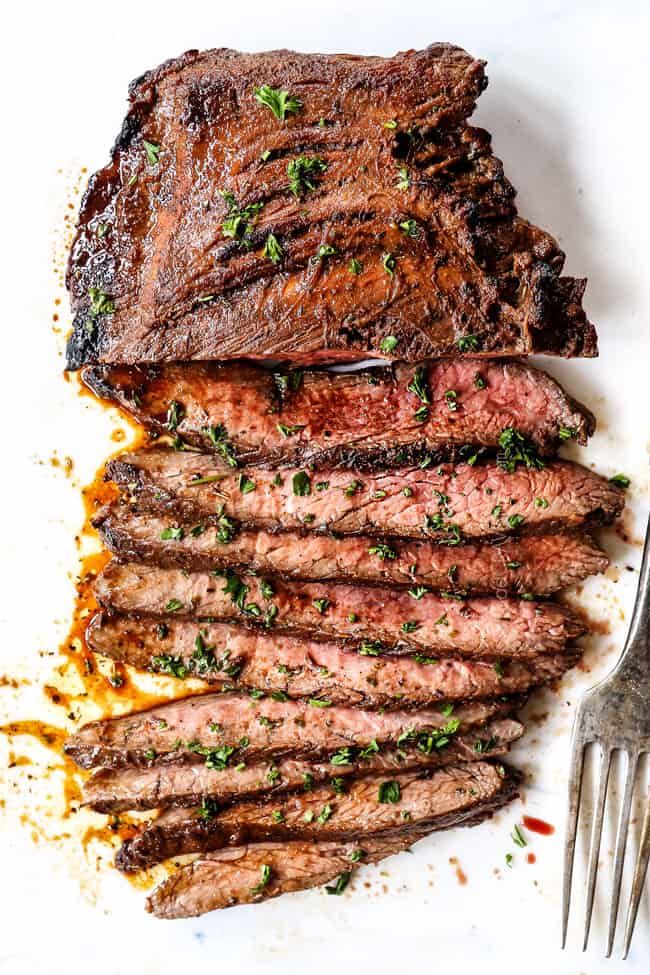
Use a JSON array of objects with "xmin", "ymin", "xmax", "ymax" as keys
[
  {"xmin": 95, "ymin": 505, "xmax": 608, "ymax": 595},
  {"xmin": 94, "ymin": 562, "xmax": 585, "ymax": 658},
  {"xmin": 87, "ymin": 612, "xmax": 576, "ymax": 708},
  {"xmin": 146, "ymin": 832, "xmax": 434, "ymax": 918},
  {"xmin": 83, "ymin": 360, "xmax": 595, "ymax": 466},
  {"xmin": 107, "ymin": 448, "xmax": 623, "ymax": 539},
  {"xmin": 66, "ymin": 45, "xmax": 596, "ymax": 370},
  {"xmin": 64, "ymin": 693, "xmax": 520, "ymax": 770},
  {"xmin": 119, "ymin": 760, "xmax": 517, "ymax": 871},
  {"xmin": 83, "ymin": 716, "xmax": 523, "ymax": 812}
]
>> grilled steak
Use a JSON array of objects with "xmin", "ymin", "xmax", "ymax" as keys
[
  {"xmin": 83, "ymin": 716, "xmax": 523, "ymax": 812},
  {"xmin": 64, "ymin": 692, "xmax": 520, "ymax": 770},
  {"xmin": 66, "ymin": 45, "xmax": 596, "ymax": 371},
  {"xmin": 83, "ymin": 360, "xmax": 595, "ymax": 466},
  {"xmin": 146, "ymin": 833, "xmax": 431, "ymax": 918},
  {"xmin": 107, "ymin": 448, "xmax": 623, "ymax": 539},
  {"xmin": 118, "ymin": 760, "xmax": 517, "ymax": 870},
  {"xmin": 87, "ymin": 612, "xmax": 575, "ymax": 707},
  {"xmin": 146, "ymin": 768, "xmax": 520, "ymax": 917},
  {"xmin": 95, "ymin": 505, "xmax": 608, "ymax": 594},
  {"xmin": 94, "ymin": 562, "xmax": 585, "ymax": 658}
]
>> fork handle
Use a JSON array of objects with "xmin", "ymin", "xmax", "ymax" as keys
[{"xmin": 615, "ymin": 513, "xmax": 650, "ymax": 670}]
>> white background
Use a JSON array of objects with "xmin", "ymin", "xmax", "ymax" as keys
[{"xmin": 1, "ymin": 1, "xmax": 649, "ymax": 973}]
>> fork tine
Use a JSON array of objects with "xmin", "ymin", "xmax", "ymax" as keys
[
  {"xmin": 622, "ymin": 789, "xmax": 650, "ymax": 960},
  {"xmin": 605, "ymin": 750, "xmax": 638, "ymax": 957},
  {"xmin": 582, "ymin": 744, "xmax": 612, "ymax": 951},
  {"xmin": 562, "ymin": 738, "xmax": 586, "ymax": 948}
]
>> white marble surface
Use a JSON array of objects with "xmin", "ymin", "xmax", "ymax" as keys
[{"xmin": 1, "ymin": 1, "xmax": 649, "ymax": 972}]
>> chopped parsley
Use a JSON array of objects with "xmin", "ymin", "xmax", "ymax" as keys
[
  {"xmin": 398, "ymin": 219, "xmax": 419, "ymax": 238},
  {"xmin": 164, "ymin": 599, "xmax": 183, "ymax": 613},
  {"xmin": 203, "ymin": 423, "xmax": 238, "ymax": 467},
  {"xmin": 287, "ymin": 155, "xmax": 327, "ymax": 196},
  {"xmin": 444, "ymin": 389, "xmax": 459, "ymax": 411},
  {"xmin": 166, "ymin": 400, "xmax": 184, "ymax": 431},
  {"xmin": 143, "ymin": 140, "xmax": 160, "ymax": 165},
  {"xmin": 312, "ymin": 598, "xmax": 330, "ymax": 615},
  {"xmin": 456, "ymin": 334, "xmax": 480, "ymax": 352},
  {"xmin": 368, "ymin": 543, "xmax": 397, "ymax": 561},
  {"xmin": 497, "ymin": 428, "xmax": 545, "ymax": 473},
  {"xmin": 88, "ymin": 287, "xmax": 115, "ymax": 318},
  {"xmin": 238, "ymin": 474, "xmax": 256, "ymax": 495},
  {"xmin": 609, "ymin": 474, "xmax": 630, "ymax": 488},
  {"xmin": 250, "ymin": 863, "xmax": 272, "ymax": 895},
  {"xmin": 407, "ymin": 366, "xmax": 430, "ymax": 405},
  {"xmin": 262, "ymin": 233, "xmax": 283, "ymax": 263},
  {"xmin": 377, "ymin": 781, "xmax": 401, "ymax": 804},
  {"xmin": 219, "ymin": 190, "xmax": 264, "ymax": 247},
  {"xmin": 160, "ymin": 525, "xmax": 184, "ymax": 541},
  {"xmin": 317, "ymin": 244, "xmax": 338, "ymax": 260},
  {"xmin": 292, "ymin": 471, "xmax": 311, "ymax": 496},
  {"xmin": 253, "ymin": 85, "xmax": 301, "ymax": 121},
  {"xmin": 380, "ymin": 336, "xmax": 398, "ymax": 353},
  {"xmin": 276, "ymin": 422, "xmax": 304, "ymax": 437},
  {"xmin": 349, "ymin": 258, "xmax": 363, "ymax": 275},
  {"xmin": 382, "ymin": 252, "xmax": 396, "ymax": 277},
  {"xmin": 512, "ymin": 824, "xmax": 527, "ymax": 848},
  {"xmin": 325, "ymin": 871, "xmax": 351, "ymax": 895},
  {"xmin": 507, "ymin": 514, "xmax": 524, "ymax": 529}
]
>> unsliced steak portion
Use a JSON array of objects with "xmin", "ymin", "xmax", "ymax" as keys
[
  {"xmin": 94, "ymin": 505, "xmax": 608, "ymax": 595},
  {"xmin": 64, "ymin": 693, "xmax": 519, "ymax": 770},
  {"xmin": 146, "ymin": 832, "xmax": 432, "ymax": 918},
  {"xmin": 94, "ymin": 562, "xmax": 584, "ymax": 659},
  {"xmin": 87, "ymin": 612, "xmax": 575, "ymax": 708},
  {"xmin": 66, "ymin": 45, "xmax": 596, "ymax": 371},
  {"xmin": 83, "ymin": 360, "xmax": 595, "ymax": 466},
  {"xmin": 107, "ymin": 448, "xmax": 623, "ymax": 539},
  {"xmin": 119, "ymin": 760, "xmax": 517, "ymax": 871},
  {"xmin": 83, "ymin": 717, "xmax": 522, "ymax": 812}
]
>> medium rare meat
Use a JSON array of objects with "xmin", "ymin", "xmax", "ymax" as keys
[
  {"xmin": 107, "ymin": 448, "xmax": 623, "ymax": 539},
  {"xmin": 83, "ymin": 360, "xmax": 595, "ymax": 466},
  {"xmin": 95, "ymin": 505, "xmax": 608, "ymax": 594},
  {"xmin": 146, "ymin": 833, "xmax": 433, "ymax": 918},
  {"xmin": 66, "ymin": 45, "xmax": 596, "ymax": 370},
  {"xmin": 94, "ymin": 562, "xmax": 585, "ymax": 658},
  {"xmin": 87, "ymin": 612, "xmax": 576, "ymax": 707},
  {"xmin": 146, "ymin": 769, "xmax": 519, "ymax": 917},
  {"xmin": 118, "ymin": 761, "xmax": 517, "ymax": 870},
  {"xmin": 83, "ymin": 716, "xmax": 523, "ymax": 812},
  {"xmin": 64, "ymin": 692, "xmax": 520, "ymax": 770}
]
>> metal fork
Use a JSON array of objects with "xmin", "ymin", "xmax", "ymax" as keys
[{"xmin": 562, "ymin": 514, "xmax": 650, "ymax": 958}]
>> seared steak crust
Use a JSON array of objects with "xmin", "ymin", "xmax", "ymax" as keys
[
  {"xmin": 95, "ymin": 505, "xmax": 608, "ymax": 594},
  {"xmin": 87, "ymin": 611, "xmax": 577, "ymax": 707},
  {"xmin": 64, "ymin": 692, "xmax": 521, "ymax": 770},
  {"xmin": 83, "ymin": 716, "xmax": 523, "ymax": 812},
  {"xmin": 83, "ymin": 359, "xmax": 595, "ymax": 465},
  {"xmin": 118, "ymin": 761, "xmax": 516, "ymax": 870},
  {"xmin": 106, "ymin": 448, "xmax": 623, "ymax": 539},
  {"xmin": 94, "ymin": 562, "xmax": 585, "ymax": 658},
  {"xmin": 66, "ymin": 45, "xmax": 596, "ymax": 369}
]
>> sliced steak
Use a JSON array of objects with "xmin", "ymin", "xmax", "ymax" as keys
[
  {"xmin": 119, "ymin": 760, "xmax": 517, "ymax": 871},
  {"xmin": 95, "ymin": 505, "xmax": 608, "ymax": 595},
  {"xmin": 83, "ymin": 360, "xmax": 595, "ymax": 466},
  {"xmin": 87, "ymin": 611, "xmax": 574, "ymax": 708},
  {"xmin": 83, "ymin": 717, "xmax": 523, "ymax": 812},
  {"xmin": 146, "ymin": 769, "xmax": 520, "ymax": 917},
  {"xmin": 64, "ymin": 693, "xmax": 520, "ymax": 770},
  {"xmin": 94, "ymin": 562, "xmax": 585, "ymax": 659},
  {"xmin": 66, "ymin": 45, "xmax": 596, "ymax": 371},
  {"xmin": 107, "ymin": 448, "xmax": 623, "ymax": 539},
  {"xmin": 147, "ymin": 832, "xmax": 434, "ymax": 918}
]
